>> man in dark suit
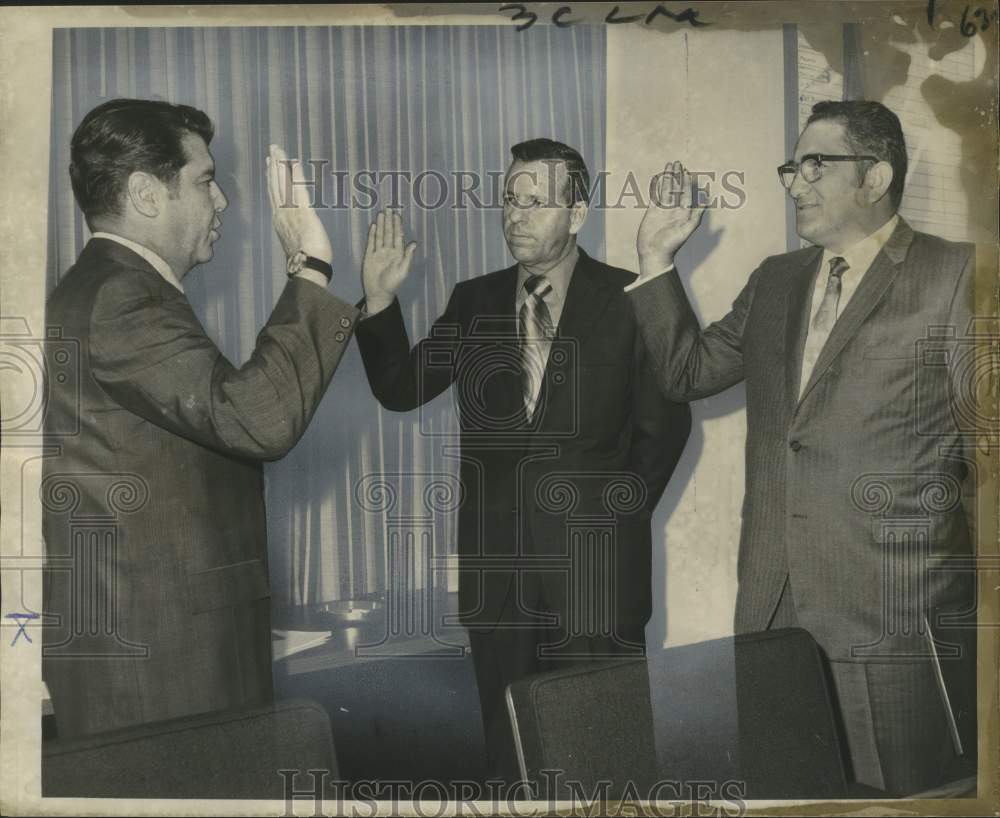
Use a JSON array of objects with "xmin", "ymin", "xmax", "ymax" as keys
[
  {"xmin": 355, "ymin": 139, "xmax": 691, "ymax": 779},
  {"xmin": 629, "ymin": 101, "xmax": 976, "ymax": 794},
  {"xmin": 42, "ymin": 99, "xmax": 358, "ymax": 738}
]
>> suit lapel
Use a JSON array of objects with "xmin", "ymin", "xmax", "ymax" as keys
[
  {"xmin": 784, "ymin": 246, "xmax": 823, "ymax": 411},
  {"xmin": 479, "ymin": 265, "xmax": 527, "ymax": 427},
  {"xmin": 551, "ymin": 249, "xmax": 611, "ymax": 348},
  {"xmin": 532, "ymin": 250, "xmax": 613, "ymax": 427},
  {"xmin": 487, "ymin": 263, "xmax": 519, "ymax": 325},
  {"xmin": 797, "ymin": 219, "xmax": 914, "ymax": 405}
]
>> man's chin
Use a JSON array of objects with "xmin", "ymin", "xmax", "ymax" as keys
[
  {"xmin": 184, "ymin": 252, "xmax": 212, "ymax": 274},
  {"xmin": 794, "ymin": 220, "xmax": 821, "ymax": 245},
  {"xmin": 506, "ymin": 246, "xmax": 534, "ymax": 264}
]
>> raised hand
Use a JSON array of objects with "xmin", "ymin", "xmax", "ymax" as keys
[
  {"xmin": 636, "ymin": 160, "xmax": 706, "ymax": 278},
  {"xmin": 362, "ymin": 209, "xmax": 417, "ymax": 314},
  {"xmin": 266, "ymin": 144, "xmax": 333, "ymax": 264}
]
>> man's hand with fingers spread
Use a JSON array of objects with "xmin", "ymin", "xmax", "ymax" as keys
[
  {"xmin": 362, "ymin": 209, "xmax": 418, "ymax": 315},
  {"xmin": 636, "ymin": 160, "xmax": 707, "ymax": 281}
]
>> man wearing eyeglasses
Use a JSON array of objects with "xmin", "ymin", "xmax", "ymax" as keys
[
  {"xmin": 627, "ymin": 100, "xmax": 975, "ymax": 795},
  {"xmin": 355, "ymin": 138, "xmax": 691, "ymax": 782}
]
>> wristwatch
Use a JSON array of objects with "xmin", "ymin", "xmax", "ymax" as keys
[{"xmin": 286, "ymin": 251, "xmax": 333, "ymax": 283}]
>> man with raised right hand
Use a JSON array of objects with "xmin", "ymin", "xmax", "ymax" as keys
[
  {"xmin": 355, "ymin": 138, "xmax": 690, "ymax": 781},
  {"xmin": 43, "ymin": 98, "xmax": 358, "ymax": 738},
  {"xmin": 628, "ymin": 100, "xmax": 975, "ymax": 795}
]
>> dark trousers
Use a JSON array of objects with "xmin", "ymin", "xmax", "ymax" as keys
[
  {"xmin": 767, "ymin": 577, "xmax": 962, "ymax": 795},
  {"xmin": 468, "ymin": 575, "xmax": 646, "ymax": 783}
]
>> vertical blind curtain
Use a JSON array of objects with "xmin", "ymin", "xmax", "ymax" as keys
[{"xmin": 48, "ymin": 25, "xmax": 607, "ymax": 612}]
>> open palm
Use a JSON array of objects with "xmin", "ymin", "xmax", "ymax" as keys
[
  {"xmin": 266, "ymin": 144, "xmax": 332, "ymax": 263},
  {"xmin": 362, "ymin": 209, "xmax": 417, "ymax": 311},
  {"xmin": 637, "ymin": 160, "xmax": 706, "ymax": 274}
]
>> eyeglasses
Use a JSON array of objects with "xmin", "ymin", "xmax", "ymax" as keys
[{"xmin": 777, "ymin": 153, "xmax": 879, "ymax": 189}]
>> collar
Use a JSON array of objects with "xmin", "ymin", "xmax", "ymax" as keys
[
  {"xmin": 91, "ymin": 232, "xmax": 185, "ymax": 293},
  {"xmin": 516, "ymin": 244, "xmax": 579, "ymax": 303},
  {"xmin": 821, "ymin": 214, "xmax": 899, "ymax": 277}
]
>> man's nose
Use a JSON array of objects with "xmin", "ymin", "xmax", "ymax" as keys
[
  {"xmin": 788, "ymin": 168, "xmax": 810, "ymax": 199},
  {"xmin": 212, "ymin": 181, "xmax": 229, "ymax": 212}
]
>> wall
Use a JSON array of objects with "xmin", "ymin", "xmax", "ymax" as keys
[{"xmin": 605, "ymin": 26, "xmax": 788, "ymax": 648}]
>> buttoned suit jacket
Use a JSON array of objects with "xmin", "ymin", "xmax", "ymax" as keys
[
  {"xmin": 42, "ymin": 238, "xmax": 359, "ymax": 738},
  {"xmin": 629, "ymin": 219, "xmax": 975, "ymax": 663},
  {"xmin": 356, "ymin": 248, "xmax": 691, "ymax": 631}
]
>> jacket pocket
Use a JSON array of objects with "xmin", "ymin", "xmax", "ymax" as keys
[{"xmin": 186, "ymin": 559, "xmax": 270, "ymax": 613}]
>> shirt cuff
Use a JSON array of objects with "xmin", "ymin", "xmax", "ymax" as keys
[
  {"xmin": 292, "ymin": 268, "xmax": 330, "ymax": 289},
  {"xmin": 359, "ymin": 296, "xmax": 395, "ymax": 320},
  {"xmin": 624, "ymin": 266, "xmax": 675, "ymax": 293}
]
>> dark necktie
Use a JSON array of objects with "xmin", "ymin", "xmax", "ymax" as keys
[{"xmin": 519, "ymin": 274, "xmax": 553, "ymax": 419}]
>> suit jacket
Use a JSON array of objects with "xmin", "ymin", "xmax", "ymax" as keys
[
  {"xmin": 629, "ymin": 219, "xmax": 975, "ymax": 662},
  {"xmin": 42, "ymin": 238, "xmax": 359, "ymax": 738},
  {"xmin": 356, "ymin": 248, "xmax": 691, "ymax": 630}
]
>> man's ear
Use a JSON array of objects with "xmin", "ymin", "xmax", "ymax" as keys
[
  {"xmin": 568, "ymin": 200, "xmax": 588, "ymax": 235},
  {"xmin": 863, "ymin": 161, "xmax": 893, "ymax": 205},
  {"xmin": 126, "ymin": 171, "xmax": 164, "ymax": 218}
]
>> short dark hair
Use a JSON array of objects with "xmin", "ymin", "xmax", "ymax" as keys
[
  {"xmin": 806, "ymin": 100, "xmax": 907, "ymax": 210},
  {"xmin": 69, "ymin": 98, "xmax": 214, "ymax": 225},
  {"xmin": 509, "ymin": 138, "xmax": 591, "ymax": 205}
]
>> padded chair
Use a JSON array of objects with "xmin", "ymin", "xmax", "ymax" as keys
[
  {"xmin": 43, "ymin": 698, "xmax": 337, "ymax": 799},
  {"xmin": 506, "ymin": 628, "xmax": 852, "ymax": 801}
]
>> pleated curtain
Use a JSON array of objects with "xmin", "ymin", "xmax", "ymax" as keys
[{"xmin": 47, "ymin": 24, "xmax": 607, "ymax": 614}]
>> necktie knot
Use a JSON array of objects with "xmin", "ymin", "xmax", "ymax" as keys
[
  {"xmin": 525, "ymin": 274, "xmax": 552, "ymax": 299},
  {"xmin": 828, "ymin": 256, "xmax": 849, "ymax": 280}
]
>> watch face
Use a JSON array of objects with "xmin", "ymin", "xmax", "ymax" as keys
[{"xmin": 287, "ymin": 251, "xmax": 306, "ymax": 275}]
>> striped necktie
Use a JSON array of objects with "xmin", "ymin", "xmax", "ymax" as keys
[
  {"xmin": 799, "ymin": 255, "xmax": 849, "ymax": 397},
  {"xmin": 519, "ymin": 274, "xmax": 554, "ymax": 419}
]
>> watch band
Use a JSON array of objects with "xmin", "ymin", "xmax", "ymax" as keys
[
  {"xmin": 301, "ymin": 255, "xmax": 333, "ymax": 283},
  {"xmin": 287, "ymin": 251, "xmax": 333, "ymax": 283}
]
